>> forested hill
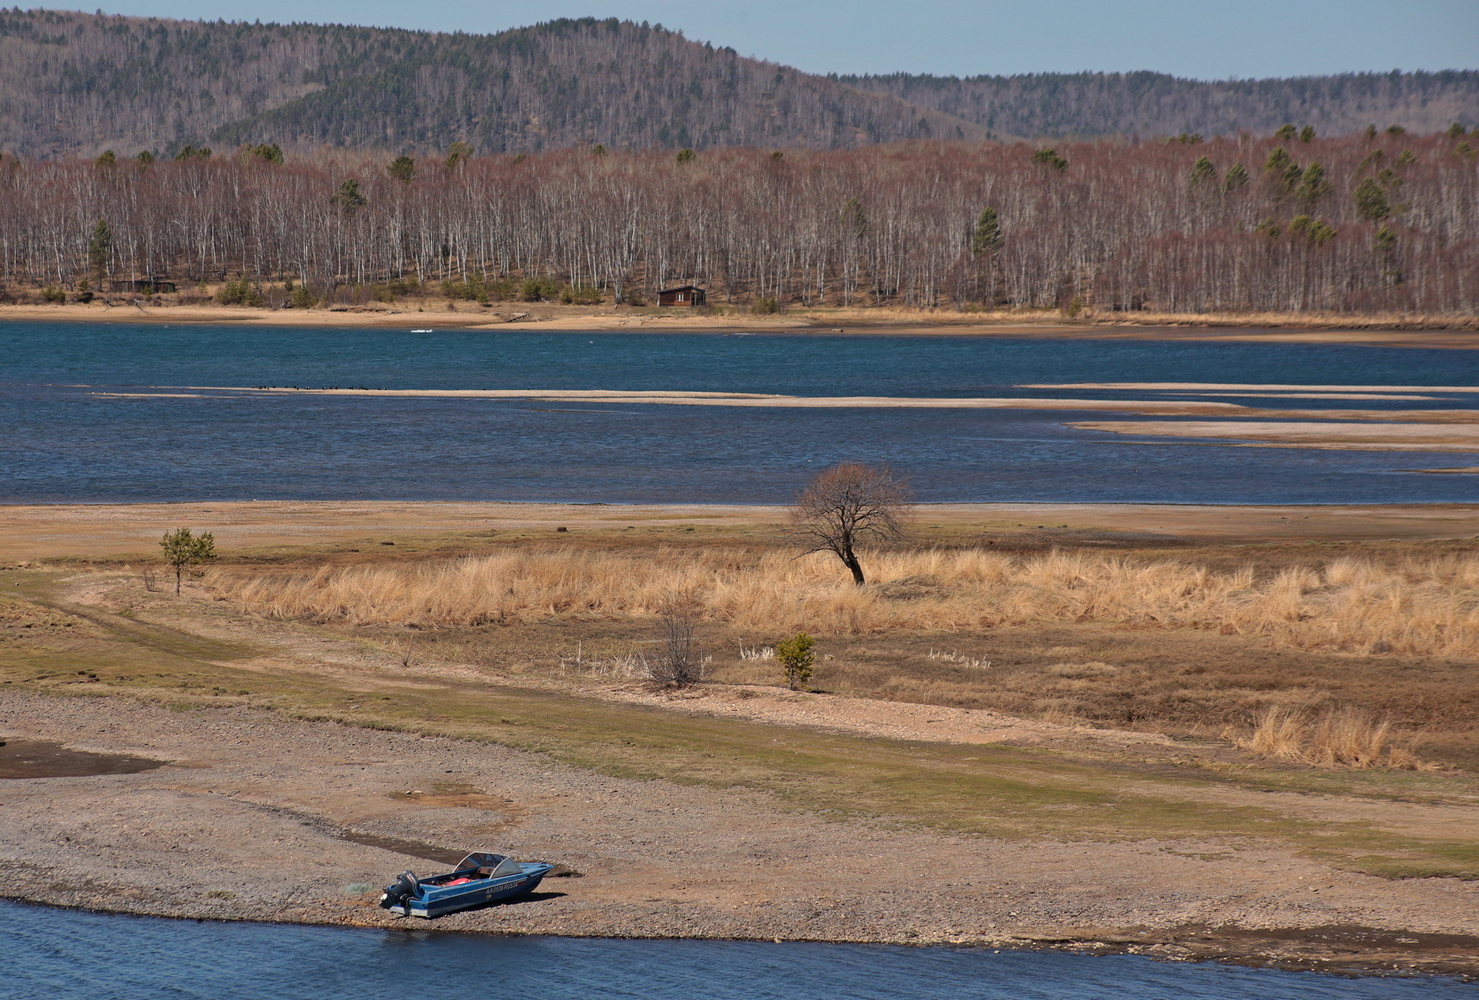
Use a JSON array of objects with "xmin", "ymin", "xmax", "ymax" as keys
[
  {"xmin": 0, "ymin": 10, "xmax": 988, "ymax": 158},
  {"xmin": 0, "ymin": 10, "xmax": 1474, "ymax": 160},
  {"xmin": 839, "ymin": 70, "xmax": 1479, "ymax": 140}
]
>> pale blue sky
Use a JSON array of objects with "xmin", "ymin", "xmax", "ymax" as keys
[{"xmin": 96, "ymin": 1, "xmax": 1478, "ymax": 79}]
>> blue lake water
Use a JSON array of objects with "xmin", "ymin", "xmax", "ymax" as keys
[
  {"xmin": 5, "ymin": 901, "xmax": 1470, "ymax": 999},
  {"xmin": 2, "ymin": 321, "xmax": 1477, "ymax": 504}
]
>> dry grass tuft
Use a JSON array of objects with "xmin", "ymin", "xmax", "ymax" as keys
[
  {"xmin": 211, "ymin": 547, "xmax": 1479, "ymax": 658},
  {"xmin": 1240, "ymin": 705, "xmax": 1425, "ymax": 769}
]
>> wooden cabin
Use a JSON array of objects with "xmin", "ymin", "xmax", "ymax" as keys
[
  {"xmin": 657, "ymin": 285, "xmax": 705, "ymax": 307},
  {"xmin": 116, "ymin": 278, "xmax": 177, "ymax": 294}
]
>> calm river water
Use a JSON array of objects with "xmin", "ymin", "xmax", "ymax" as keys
[
  {"xmin": 5, "ymin": 901, "xmax": 1470, "ymax": 999},
  {"xmin": 2, "ymin": 321, "xmax": 1476, "ymax": 504}
]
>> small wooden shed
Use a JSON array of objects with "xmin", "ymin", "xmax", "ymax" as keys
[
  {"xmin": 117, "ymin": 278, "xmax": 177, "ymax": 294},
  {"xmin": 657, "ymin": 285, "xmax": 706, "ymax": 307}
]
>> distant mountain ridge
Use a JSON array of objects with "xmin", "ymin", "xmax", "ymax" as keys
[
  {"xmin": 0, "ymin": 9, "xmax": 1473, "ymax": 159},
  {"xmin": 839, "ymin": 69, "xmax": 1479, "ymax": 139},
  {"xmin": 0, "ymin": 10, "xmax": 988, "ymax": 158},
  {"xmin": 208, "ymin": 19, "xmax": 992, "ymax": 152}
]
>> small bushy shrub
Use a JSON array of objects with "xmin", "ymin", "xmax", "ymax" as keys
[
  {"xmin": 776, "ymin": 632, "xmax": 816, "ymax": 690},
  {"xmin": 217, "ymin": 278, "xmax": 264, "ymax": 307},
  {"xmin": 751, "ymin": 295, "xmax": 780, "ymax": 315},
  {"xmin": 559, "ymin": 284, "xmax": 603, "ymax": 305},
  {"xmin": 440, "ymin": 275, "xmax": 516, "ymax": 303},
  {"xmin": 520, "ymin": 276, "xmax": 563, "ymax": 302},
  {"xmin": 650, "ymin": 596, "xmax": 704, "ymax": 687},
  {"xmin": 441, "ymin": 276, "xmax": 482, "ymax": 301},
  {"xmin": 41, "ymin": 286, "xmax": 65, "ymax": 303}
]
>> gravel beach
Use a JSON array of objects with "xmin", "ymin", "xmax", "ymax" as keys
[{"xmin": 3, "ymin": 690, "xmax": 1476, "ymax": 977}]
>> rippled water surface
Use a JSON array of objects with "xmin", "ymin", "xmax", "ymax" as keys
[
  {"xmin": 3, "ymin": 321, "xmax": 1476, "ymax": 503},
  {"xmin": 6, "ymin": 902, "xmax": 1470, "ymax": 999}
]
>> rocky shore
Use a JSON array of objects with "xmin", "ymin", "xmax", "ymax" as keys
[{"xmin": 3, "ymin": 691, "xmax": 1476, "ymax": 978}]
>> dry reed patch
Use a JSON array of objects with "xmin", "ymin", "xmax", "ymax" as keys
[
  {"xmin": 211, "ymin": 546, "xmax": 1479, "ymax": 659},
  {"xmin": 1239, "ymin": 705, "xmax": 1428, "ymax": 769}
]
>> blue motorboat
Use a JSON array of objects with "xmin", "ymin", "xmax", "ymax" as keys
[{"xmin": 379, "ymin": 851, "xmax": 554, "ymax": 918}]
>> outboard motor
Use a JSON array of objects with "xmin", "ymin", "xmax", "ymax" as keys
[{"xmin": 379, "ymin": 870, "xmax": 419, "ymax": 912}]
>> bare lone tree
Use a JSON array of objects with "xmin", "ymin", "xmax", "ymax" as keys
[{"xmin": 792, "ymin": 463, "xmax": 912, "ymax": 585}]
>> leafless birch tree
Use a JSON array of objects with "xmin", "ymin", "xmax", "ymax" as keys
[{"xmin": 792, "ymin": 464, "xmax": 913, "ymax": 586}]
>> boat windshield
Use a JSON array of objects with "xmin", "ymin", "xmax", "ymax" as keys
[
  {"xmin": 488, "ymin": 857, "xmax": 524, "ymax": 877},
  {"xmin": 458, "ymin": 852, "xmax": 526, "ymax": 878}
]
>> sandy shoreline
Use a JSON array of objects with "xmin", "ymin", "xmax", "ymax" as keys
[
  {"xmin": 6, "ymin": 500, "xmax": 1479, "ymax": 562},
  {"xmin": 3, "ymin": 301, "xmax": 1478, "ymax": 348},
  {"xmin": 3, "ymin": 692, "xmax": 1476, "ymax": 977}
]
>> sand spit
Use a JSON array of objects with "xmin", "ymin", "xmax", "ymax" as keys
[
  {"xmin": 1073, "ymin": 420, "xmax": 1479, "ymax": 452},
  {"xmin": 1165, "ymin": 392, "xmax": 1452, "ymax": 401},
  {"xmin": 1028, "ymin": 383, "xmax": 1479, "ymax": 394},
  {"xmin": 93, "ymin": 386, "xmax": 1269, "ymax": 416},
  {"xmin": 81, "ymin": 384, "xmax": 1479, "ymax": 417}
]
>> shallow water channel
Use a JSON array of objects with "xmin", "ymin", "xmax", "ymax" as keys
[
  {"xmin": 5, "ymin": 901, "xmax": 1470, "ymax": 999},
  {"xmin": 3, "ymin": 322, "xmax": 1477, "ymax": 503}
]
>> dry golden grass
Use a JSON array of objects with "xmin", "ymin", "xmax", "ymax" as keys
[
  {"xmin": 1239, "ymin": 705, "xmax": 1427, "ymax": 769},
  {"xmin": 211, "ymin": 546, "xmax": 1479, "ymax": 658}
]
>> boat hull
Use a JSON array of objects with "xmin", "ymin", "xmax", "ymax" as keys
[{"xmin": 382, "ymin": 861, "xmax": 553, "ymax": 918}]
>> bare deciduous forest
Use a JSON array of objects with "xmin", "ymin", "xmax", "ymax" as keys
[
  {"xmin": 2, "ymin": 132, "xmax": 1475, "ymax": 313},
  {"xmin": 0, "ymin": 10, "xmax": 1474, "ymax": 159},
  {"xmin": 842, "ymin": 69, "xmax": 1479, "ymax": 141}
]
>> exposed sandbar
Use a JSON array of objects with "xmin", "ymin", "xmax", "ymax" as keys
[
  {"xmin": 1029, "ymin": 382, "xmax": 1479, "ymax": 394},
  {"xmin": 1073, "ymin": 419, "xmax": 1479, "ymax": 452},
  {"xmin": 96, "ymin": 385, "xmax": 1268, "ymax": 416}
]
